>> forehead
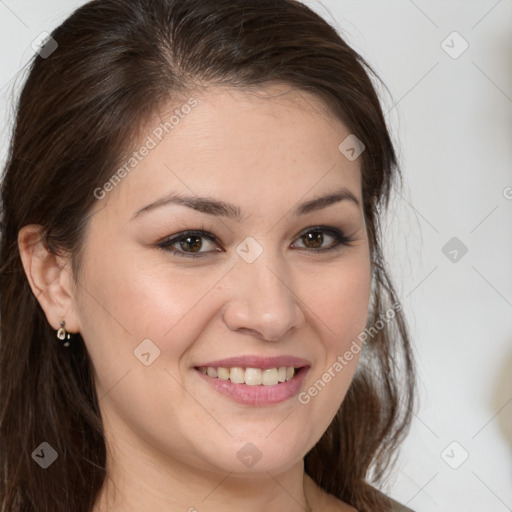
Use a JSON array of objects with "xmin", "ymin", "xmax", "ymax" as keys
[{"xmin": 90, "ymin": 84, "xmax": 363, "ymax": 220}]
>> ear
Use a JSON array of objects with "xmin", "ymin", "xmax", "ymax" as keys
[{"xmin": 17, "ymin": 224, "xmax": 80, "ymax": 333}]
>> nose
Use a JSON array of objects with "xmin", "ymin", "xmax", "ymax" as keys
[{"xmin": 222, "ymin": 253, "xmax": 306, "ymax": 342}]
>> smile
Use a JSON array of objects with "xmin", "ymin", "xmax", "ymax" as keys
[
  {"xmin": 194, "ymin": 365, "xmax": 310, "ymax": 406},
  {"xmin": 197, "ymin": 366, "xmax": 296, "ymax": 386}
]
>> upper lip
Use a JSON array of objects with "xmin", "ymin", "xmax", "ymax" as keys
[{"xmin": 195, "ymin": 355, "xmax": 311, "ymax": 369}]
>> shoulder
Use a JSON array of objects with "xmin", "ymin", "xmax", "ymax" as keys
[
  {"xmin": 329, "ymin": 493, "xmax": 414, "ymax": 512},
  {"xmin": 321, "ymin": 495, "xmax": 358, "ymax": 512},
  {"xmin": 304, "ymin": 473, "xmax": 415, "ymax": 512},
  {"xmin": 387, "ymin": 495, "xmax": 415, "ymax": 512},
  {"xmin": 304, "ymin": 473, "xmax": 357, "ymax": 511},
  {"xmin": 375, "ymin": 487, "xmax": 416, "ymax": 512}
]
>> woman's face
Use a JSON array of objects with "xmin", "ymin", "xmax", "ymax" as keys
[{"xmin": 74, "ymin": 84, "xmax": 371, "ymax": 477}]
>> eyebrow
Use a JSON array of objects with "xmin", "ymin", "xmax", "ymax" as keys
[{"xmin": 130, "ymin": 187, "xmax": 361, "ymax": 221}]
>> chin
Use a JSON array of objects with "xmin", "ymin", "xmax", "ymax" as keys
[{"xmin": 213, "ymin": 438, "xmax": 307, "ymax": 475}]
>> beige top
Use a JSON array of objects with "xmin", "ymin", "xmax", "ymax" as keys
[
  {"xmin": 389, "ymin": 496, "xmax": 415, "ymax": 512},
  {"xmin": 304, "ymin": 473, "xmax": 415, "ymax": 512},
  {"xmin": 370, "ymin": 487, "xmax": 415, "ymax": 512}
]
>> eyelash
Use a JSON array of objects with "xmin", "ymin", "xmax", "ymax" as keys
[{"xmin": 157, "ymin": 225, "xmax": 356, "ymax": 259}]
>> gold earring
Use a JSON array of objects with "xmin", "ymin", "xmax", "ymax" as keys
[{"xmin": 56, "ymin": 320, "xmax": 72, "ymax": 347}]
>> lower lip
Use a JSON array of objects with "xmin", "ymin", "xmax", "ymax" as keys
[{"xmin": 194, "ymin": 367, "xmax": 310, "ymax": 406}]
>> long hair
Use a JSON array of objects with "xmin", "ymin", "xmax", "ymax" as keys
[{"xmin": 0, "ymin": 1, "xmax": 416, "ymax": 510}]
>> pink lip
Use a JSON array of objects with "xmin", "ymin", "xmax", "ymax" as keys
[
  {"xmin": 194, "ymin": 366, "xmax": 310, "ymax": 406},
  {"xmin": 194, "ymin": 355, "xmax": 310, "ymax": 369}
]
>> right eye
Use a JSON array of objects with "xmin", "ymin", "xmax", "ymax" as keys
[{"xmin": 157, "ymin": 230, "xmax": 223, "ymax": 258}]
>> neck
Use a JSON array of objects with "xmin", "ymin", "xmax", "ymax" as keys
[{"xmin": 92, "ymin": 432, "xmax": 316, "ymax": 512}]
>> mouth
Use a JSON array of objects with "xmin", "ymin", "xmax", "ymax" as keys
[
  {"xmin": 194, "ymin": 365, "xmax": 306, "ymax": 386},
  {"xmin": 193, "ymin": 364, "xmax": 310, "ymax": 406}
]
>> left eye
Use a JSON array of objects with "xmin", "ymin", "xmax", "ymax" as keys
[
  {"xmin": 292, "ymin": 230, "xmax": 340, "ymax": 250},
  {"xmin": 158, "ymin": 226, "xmax": 354, "ymax": 258}
]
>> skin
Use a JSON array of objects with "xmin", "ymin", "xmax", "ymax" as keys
[{"xmin": 18, "ymin": 84, "xmax": 370, "ymax": 512}]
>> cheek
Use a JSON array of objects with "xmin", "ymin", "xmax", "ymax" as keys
[
  {"xmin": 76, "ymin": 244, "xmax": 227, "ymax": 360},
  {"xmin": 302, "ymin": 258, "xmax": 371, "ymax": 348},
  {"xmin": 296, "ymin": 260, "xmax": 371, "ymax": 421},
  {"xmin": 77, "ymin": 232, "xmax": 371, "ymax": 381}
]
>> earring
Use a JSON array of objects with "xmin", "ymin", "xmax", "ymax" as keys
[{"xmin": 56, "ymin": 320, "xmax": 72, "ymax": 347}]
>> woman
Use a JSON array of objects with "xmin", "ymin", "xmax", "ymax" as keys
[{"xmin": 0, "ymin": 1, "xmax": 416, "ymax": 511}]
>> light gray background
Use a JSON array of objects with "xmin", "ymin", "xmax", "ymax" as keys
[{"xmin": 1, "ymin": 1, "xmax": 511, "ymax": 511}]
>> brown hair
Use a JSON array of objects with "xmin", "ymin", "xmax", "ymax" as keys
[{"xmin": 0, "ymin": 1, "xmax": 416, "ymax": 511}]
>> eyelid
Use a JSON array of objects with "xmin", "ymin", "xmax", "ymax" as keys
[
  {"xmin": 157, "ymin": 225, "xmax": 356, "ymax": 259},
  {"xmin": 292, "ymin": 226, "xmax": 351, "ymax": 248},
  {"xmin": 157, "ymin": 229, "xmax": 219, "ymax": 254}
]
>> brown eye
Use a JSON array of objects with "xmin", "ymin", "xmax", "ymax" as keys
[
  {"xmin": 158, "ymin": 230, "xmax": 220, "ymax": 258},
  {"xmin": 301, "ymin": 231, "xmax": 324, "ymax": 249},
  {"xmin": 293, "ymin": 227, "xmax": 352, "ymax": 252},
  {"xmin": 179, "ymin": 235, "xmax": 203, "ymax": 252}
]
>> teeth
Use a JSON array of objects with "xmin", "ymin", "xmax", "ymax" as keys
[
  {"xmin": 230, "ymin": 367, "xmax": 245, "ymax": 384},
  {"xmin": 217, "ymin": 367, "xmax": 230, "ymax": 381},
  {"xmin": 262, "ymin": 368, "xmax": 279, "ymax": 386},
  {"xmin": 245, "ymin": 367, "xmax": 262, "ymax": 386},
  {"xmin": 198, "ymin": 366, "xmax": 296, "ymax": 385}
]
